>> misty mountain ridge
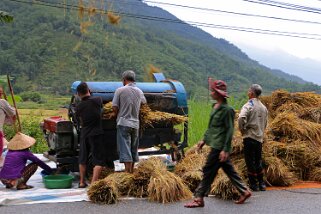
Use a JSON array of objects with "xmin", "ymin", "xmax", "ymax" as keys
[
  {"xmin": 1, "ymin": 0, "xmax": 321, "ymax": 97},
  {"xmin": 239, "ymin": 44, "xmax": 321, "ymax": 86}
]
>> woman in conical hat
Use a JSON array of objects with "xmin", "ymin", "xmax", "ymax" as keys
[
  {"xmin": 0, "ymin": 86, "xmax": 16, "ymax": 164},
  {"xmin": 0, "ymin": 133, "xmax": 53, "ymax": 190}
]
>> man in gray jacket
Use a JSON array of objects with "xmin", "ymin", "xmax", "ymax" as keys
[{"xmin": 238, "ymin": 84, "xmax": 268, "ymax": 191}]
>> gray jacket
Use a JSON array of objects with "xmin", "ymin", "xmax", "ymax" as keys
[{"xmin": 238, "ymin": 98, "xmax": 268, "ymax": 143}]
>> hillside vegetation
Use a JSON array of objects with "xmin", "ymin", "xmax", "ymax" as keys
[{"xmin": 1, "ymin": 0, "xmax": 320, "ymax": 99}]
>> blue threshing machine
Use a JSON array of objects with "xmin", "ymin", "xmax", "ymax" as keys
[{"xmin": 41, "ymin": 73, "xmax": 188, "ymax": 172}]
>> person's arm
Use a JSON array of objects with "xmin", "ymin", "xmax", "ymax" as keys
[
  {"xmin": 140, "ymin": 91, "xmax": 147, "ymax": 104},
  {"xmin": 219, "ymin": 109, "xmax": 235, "ymax": 162},
  {"xmin": 223, "ymin": 108, "xmax": 235, "ymax": 153},
  {"xmin": 111, "ymin": 90, "xmax": 120, "ymax": 118},
  {"xmin": 26, "ymin": 151, "xmax": 52, "ymax": 173},
  {"xmin": 238, "ymin": 103, "xmax": 250, "ymax": 134},
  {"xmin": 0, "ymin": 100, "xmax": 16, "ymax": 117}
]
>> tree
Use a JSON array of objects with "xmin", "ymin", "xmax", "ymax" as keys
[{"xmin": 0, "ymin": 11, "xmax": 13, "ymax": 23}]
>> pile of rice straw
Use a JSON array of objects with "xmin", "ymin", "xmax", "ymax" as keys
[
  {"xmin": 102, "ymin": 102, "xmax": 187, "ymax": 129},
  {"xmin": 88, "ymin": 157, "xmax": 192, "ymax": 204},
  {"xmin": 175, "ymin": 90, "xmax": 321, "ymax": 200}
]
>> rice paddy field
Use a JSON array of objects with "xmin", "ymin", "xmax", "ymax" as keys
[{"xmin": 5, "ymin": 97, "xmax": 244, "ymax": 154}]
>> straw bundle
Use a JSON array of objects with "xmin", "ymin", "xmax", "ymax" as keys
[
  {"xmin": 263, "ymin": 156, "xmax": 297, "ymax": 186},
  {"xmin": 106, "ymin": 172, "xmax": 135, "ymax": 196},
  {"xmin": 102, "ymin": 102, "xmax": 187, "ymax": 128},
  {"xmin": 210, "ymin": 170, "xmax": 241, "ymax": 200},
  {"xmin": 174, "ymin": 153, "xmax": 206, "ymax": 176},
  {"xmin": 147, "ymin": 170, "xmax": 192, "ymax": 203},
  {"xmin": 231, "ymin": 132, "xmax": 244, "ymax": 156},
  {"xmin": 299, "ymin": 106, "xmax": 321, "ymax": 124},
  {"xmin": 139, "ymin": 104, "xmax": 187, "ymax": 129},
  {"xmin": 270, "ymin": 112, "xmax": 321, "ymax": 143},
  {"xmin": 261, "ymin": 90, "xmax": 321, "ymax": 119},
  {"xmin": 102, "ymin": 102, "xmax": 113, "ymax": 118},
  {"xmin": 129, "ymin": 157, "xmax": 167, "ymax": 198},
  {"xmin": 87, "ymin": 178, "xmax": 118, "ymax": 204},
  {"xmin": 184, "ymin": 144, "xmax": 211, "ymax": 157},
  {"xmin": 181, "ymin": 170, "xmax": 203, "ymax": 192},
  {"xmin": 107, "ymin": 11, "xmax": 121, "ymax": 24},
  {"xmin": 308, "ymin": 167, "xmax": 321, "ymax": 182}
]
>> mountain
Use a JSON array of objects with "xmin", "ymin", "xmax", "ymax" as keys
[{"xmin": 1, "ymin": 0, "xmax": 321, "ymax": 99}]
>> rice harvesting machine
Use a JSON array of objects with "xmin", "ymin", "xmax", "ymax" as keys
[{"xmin": 41, "ymin": 73, "xmax": 188, "ymax": 172}]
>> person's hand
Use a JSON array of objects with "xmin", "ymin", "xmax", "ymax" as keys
[
  {"xmin": 197, "ymin": 140, "xmax": 205, "ymax": 152},
  {"xmin": 106, "ymin": 112, "xmax": 116, "ymax": 120},
  {"xmin": 219, "ymin": 151, "xmax": 229, "ymax": 162}
]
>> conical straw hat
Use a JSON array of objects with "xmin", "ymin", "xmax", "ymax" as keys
[{"xmin": 8, "ymin": 132, "xmax": 36, "ymax": 150}]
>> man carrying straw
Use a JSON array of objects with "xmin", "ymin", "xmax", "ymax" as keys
[
  {"xmin": 184, "ymin": 79, "xmax": 251, "ymax": 208},
  {"xmin": 111, "ymin": 70, "xmax": 146, "ymax": 173},
  {"xmin": 238, "ymin": 84, "xmax": 268, "ymax": 191}
]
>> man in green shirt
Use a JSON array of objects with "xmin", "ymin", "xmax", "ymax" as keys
[{"xmin": 185, "ymin": 79, "xmax": 251, "ymax": 208}]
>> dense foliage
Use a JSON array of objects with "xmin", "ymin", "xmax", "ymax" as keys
[{"xmin": 1, "ymin": 0, "xmax": 320, "ymax": 99}]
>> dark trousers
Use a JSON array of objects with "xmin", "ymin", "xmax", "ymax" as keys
[
  {"xmin": 194, "ymin": 148, "xmax": 247, "ymax": 198},
  {"xmin": 243, "ymin": 138, "xmax": 263, "ymax": 174}
]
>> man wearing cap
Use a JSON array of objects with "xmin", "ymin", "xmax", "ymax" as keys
[
  {"xmin": 112, "ymin": 70, "xmax": 146, "ymax": 173},
  {"xmin": 0, "ymin": 133, "xmax": 52, "ymax": 190},
  {"xmin": 238, "ymin": 84, "xmax": 268, "ymax": 191},
  {"xmin": 185, "ymin": 79, "xmax": 251, "ymax": 208},
  {"xmin": 76, "ymin": 82, "xmax": 106, "ymax": 188}
]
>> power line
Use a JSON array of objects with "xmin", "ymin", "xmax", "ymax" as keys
[
  {"xmin": 241, "ymin": 0, "xmax": 321, "ymax": 15},
  {"xmin": 143, "ymin": 0, "xmax": 321, "ymax": 26},
  {"xmin": 5, "ymin": 0, "xmax": 321, "ymax": 40}
]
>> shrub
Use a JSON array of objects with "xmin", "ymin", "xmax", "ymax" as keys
[
  {"xmin": 3, "ymin": 116, "xmax": 48, "ymax": 153},
  {"xmin": 20, "ymin": 92, "xmax": 44, "ymax": 104}
]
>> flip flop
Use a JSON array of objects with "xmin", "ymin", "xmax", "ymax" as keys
[
  {"xmin": 78, "ymin": 183, "xmax": 88, "ymax": 188},
  {"xmin": 17, "ymin": 185, "xmax": 34, "ymax": 190},
  {"xmin": 184, "ymin": 199, "xmax": 205, "ymax": 208},
  {"xmin": 5, "ymin": 183, "xmax": 13, "ymax": 189},
  {"xmin": 235, "ymin": 191, "xmax": 252, "ymax": 204}
]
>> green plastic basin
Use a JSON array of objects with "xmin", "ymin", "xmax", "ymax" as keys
[{"xmin": 43, "ymin": 175, "xmax": 74, "ymax": 189}]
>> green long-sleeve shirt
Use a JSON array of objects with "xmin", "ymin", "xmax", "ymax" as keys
[{"xmin": 203, "ymin": 102, "xmax": 235, "ymax": 153}]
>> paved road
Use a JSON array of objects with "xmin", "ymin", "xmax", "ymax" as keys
[{"xmin": 2, "ymin": 188, "xmax": 321, "ymax": 214}]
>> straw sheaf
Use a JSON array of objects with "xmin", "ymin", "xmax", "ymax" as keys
[
  {"xmin": 87, "ymin": 178, "xmax": 118, "ymax": 204},
  {"xmin": 174, "ymin": 153, "xmax": 206, "ymax": 176},
  {"xmin": 129, "ymin": 157, "xmax": 167, "ymax": 198},
  {"xmin": 147, "ymin": 170, "xmax": 192, "ymax": 203},
  {"xmin": 181, "ymin": 170, "xmax": 203, "ymax": 192},
  {"xmin": 263, "ymin": 156, "xmax": 297, "ymax": 186},
  {"xmin": 261, "ymin": 90, "xmax": 321, "ymax": 118},
  {"xmin": 308, "ymin": 167, "xmax": 321, "ymax": 182},
  {"xmin": 102, "ymin": 102, "xmax": 187, "ymax": 129},
  {"xmin": 107, "ymin": 11, "xmax": 121, "ymax": 24},
  {"xmin": 210, "ymin": 170, "xmax": 241, "ymax": 200},
  {"xmin": 184, "ymin": 144, "xmax": 211, "ymax": 157},
  {"xmin": 8, "ymin": 132, "xmax": 36, "ymax": 150},
  {"xmin": 270, "ymin": 112, "xmax": 321, "ymax": 143},
  {"xmin": 299, "ymin": 106, "xmax": 321, "ymax": 124},
  {"xmin": 106, "ymin": 172, "xmax": 135, "ymax": 196}
]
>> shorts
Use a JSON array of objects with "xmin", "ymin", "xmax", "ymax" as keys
[
  {"xmin": 79, "ymin": 134, "xmax": 106, "ymax": 166},
  {"xmin": 117, "ymin": 125, "xmax": 139, "ymax": 163}
]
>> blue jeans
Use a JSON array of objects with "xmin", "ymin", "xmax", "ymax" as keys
[{"xmin": 117, "ymin": 125, "xmax": 139, "ymax": 163}]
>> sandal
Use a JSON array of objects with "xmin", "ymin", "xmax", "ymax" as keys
[
  {"xmin": 5, "ymin": 183, "xmax": 13, "ymax": 189},
  {"xmin": 184, "ymin": 198, "xmax": 205, "ymax": 208},
  {"xmin": 235, "ymin": 191, "xmax": 252, "ymax": 204},
  {"xmin": 17, "ymin": 185, "xmax": 34, "ymax": 190},
  {"xmin": 78, "ymin": 183, "xmax": 88, "ymax": 188}
]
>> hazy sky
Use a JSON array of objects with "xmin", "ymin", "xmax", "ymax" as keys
[{"xmin": 145, "ymin": 0, "xmax": 321, "ymax": 62}]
